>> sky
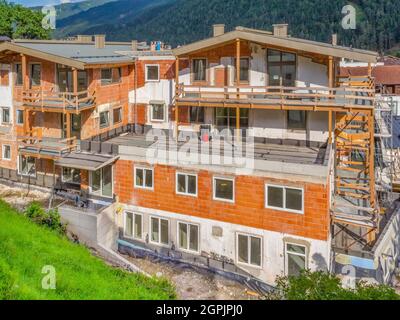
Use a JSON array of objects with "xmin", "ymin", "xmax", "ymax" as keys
[{"xmin": 11, "ymin": 0, "xmax": 82, "ymax": 7}]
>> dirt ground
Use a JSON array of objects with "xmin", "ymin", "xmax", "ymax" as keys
[{"xmin": 123, "ymin": 254, "xmax": 262, "ymax": 300}]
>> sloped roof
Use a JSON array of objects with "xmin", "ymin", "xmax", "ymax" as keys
[{"xmin": 174, "ymin": 26, "xmax": 378, "ymax": 63}]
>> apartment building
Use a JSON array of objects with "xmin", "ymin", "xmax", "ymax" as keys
[{"xmin": 0, "ymin": 26, "xmax": 398, "ymax": 286}]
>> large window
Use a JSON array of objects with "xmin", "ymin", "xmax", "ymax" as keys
[
  {"xmin": 176, "ymin": 172, "xmax": 197, "ymax": 196},
  {"xmin": 287, "ymin": 110, "xmax": 306, "ymax": 130},
  {"xmin": 1, "ymin": 107, "xmax": 10, "ymax": 124},
  {"xmin": 189, "ymin": 107, "xmax": 205, "ymax": 123},
  {"xmin": 2, "ymin": 145, "xmax": 11, "ymax": 161},
  {"xmin": 150, "ymin": 103, "xmax": 165, "ymax": 122},
  {"xmin": 213, "ymin": 177, "xmax": 234, "ymax": 203},
  {"xmin": 178, "ymin": 222, "xmax": 199, "ymax": 253},
  {"xmin": 286, "ymin": 243, "xmax": 307, "ymax": 276},
  {"xmin": 62, "ymin": 167, "xmax": 81, "ymax": 184},
  {"xmin": 113, "ymin": 107, "xmax": 122, "ymax": 124},
  {"xmin": 266, "ymin": 184, "xmax": 304, "ymax": 214},
  {"xmin": 192, "ymin": 58, "xmax": 207, "ymax": 82},
  {"xmin": 237, "ymin": 234, "xmax": 262, "ymax": 267},
  {"xmin": 215, "ymin": 108, "xmax": 249, "ymax": 129},
  {"xmin": 234, "ymin": 57, "xmax": 250, "ymax": 83},
  {"xmin": 124, "ymin": 212, "xmax": 143, "ymax": 240},
  {"xmin": 135, "ymin": 167, "xmax": 153, "ymax": 190},
  {"xmin": 90, "ymin": 165, "xmax": 113, "ymax": 198},
  {"xmin": 15, "ymin": 64, "xmax": 22, "ymax": 86},
  {"xmin": 16, "ymin": 110, "xmax": 24, "ymax": 125},
  {"xmin": 30, "ymin": 64, "xmax": 41, "ymax": 87},
  {"xmin": 145, "ymin": 65, "xmax": 160, "ymax": 82},
  {"xmin": 99, "ymin": 111, "xmax": 110, "ymax": 128},
  {"xmin": 267, "ymin": 49, "xmax": 296, "ymax": 86},
  {"xmin": 101, "ymin": 67, "xmax": 121, "ymax": 85},
  {"xmin": 18, "ymin": 155, "xmax": 35, "ymax": 177},
  {"xmin": 150, "ymin": 216, "xmax": 169, "ymax": 245}
]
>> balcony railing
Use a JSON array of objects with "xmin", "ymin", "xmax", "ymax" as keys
[
  {"xmin": 176, "ymin": 84, "xmax": 375, "ymax": 110},
  {"xmin": 18, "ymin": 128, "xmax": 77, "ymax": 158},
  {"xmin": 22, "ymin": 88, "xmax": 96, "ymax": 113}
]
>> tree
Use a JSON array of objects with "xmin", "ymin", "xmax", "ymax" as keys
[
  {"xmin": 266, "ymin": 270, "xmax": 400, "ymax": 300},
  {"xmin": 0, "ymin": 0, "xmax": 50, "ymax": 40}
]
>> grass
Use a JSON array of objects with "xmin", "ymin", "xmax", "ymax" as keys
[{"xmin": 0, "ymin": 200, "xmax": 176, "ymax": 300}]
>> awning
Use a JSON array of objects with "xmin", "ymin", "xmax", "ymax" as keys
[{"xmin": 55, "ymin": 152, "xmax": 119, "ymax": 171}]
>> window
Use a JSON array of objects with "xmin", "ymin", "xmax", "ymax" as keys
[
  {"xmin": 0, "ymin": 70, "xmax": 9, "ymax": 86},
  {"xmin": 145, "ymin": 65, "xmax": 160, "ymax": 82},
  {"xmin": 178, "ymin": 222, "xmax": 199, "ymax": 252},
  {"xmin": 267, "ymin": 49, "xmax": 296, "ymax": 86},
  {"xmin": 176, "ymin": 173, "xmax": 197, "ymax": 196},
  {"xmin": 287, "ymin": 110, "xmax": 306, "ymax": 130},
  {"xmin": 124, "ymin": 212, "xmax": 143, "ymax": 240},
  {"xmin": 215, "ymin": 108, "xmax": 249, "ymax": 128},
  {"xmin": 62, "ymin": 167, "xmax": 81, "ymax": 184},
  {"xmin": 266, "ymin": 184, "xmax": 304, "ymax": 214},
  {"xmin": 189, "ymin": 107, "xmax": 205, "ymax": 123},
  {"xmin": 1, "ymin": 108, "xmax": 10, "ymax": 124},
  {"xmin": 237, "ymin": 234, "xmax": 262, "ymax": 267},
  {"xmin": 150, "ymin": 216, "xmax": 169, "ymax": 245},
  {"xmin": 16, "ymin": 110, "xmax": 24, "ymax": 125},
  {"xmin": 18, "ymin": 155, "xmax": 35, "ymax": 177},
  {"xmin": 192, "ymin": 58, "xmax": 207, "ymax": 82},
  {"xmin": 15, "ymin": 64, "xmax": 22, "ymax": 86},
  {"xmin": 213, "ymin": 177, "xmax": 234, "ymax": 202},
  {"xmin": 101, "ymin": 67, "xmax": 121, "ymax": 85},
  {"xmin": 99, "ymin": 111, "xmax": 109, "ymax": 128},
  {"xmin": 234, "ymin": 57, "xmax": 250, "ymax": 83},
  {"xmin": 2, "ymin": 145, "xmax": 11, "ymax": 161},
  {"xmin": 150, "ymin": 103, "xmax": 165, "ymax": 122},
  {"xmin": 90, "ymin": 165, "xmax": 113, "ymax": 198},
  {"xmin": 30, "ymin": 64, "xmax": 41, "ymax": 86},
  {"xmin": 135, "ymin": 167, "xmax": 153, "ymax": 190},
  {"xmin": 286, "ymin": 243, "xmax": 307, "ymax": 276},
  {"xmin": 113, "ymin": 107, "xmax": 122, "ymax": 124}
]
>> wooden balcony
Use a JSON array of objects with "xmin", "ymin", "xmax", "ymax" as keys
[
  {"xmin": 175, "ymin": 84, "xmax": 375, "ymax": 112},
  {"xmin": 22, "ymin": 89, "xmax": 96, "ymax": 113},
  {"xmin": 18, "ymin": 128, "xmax": 77, "ymax": 159}
]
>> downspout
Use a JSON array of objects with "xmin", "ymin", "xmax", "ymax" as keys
[{"xmin": 134, "ymin": 59, "xmax": 138, "ymax": 133}]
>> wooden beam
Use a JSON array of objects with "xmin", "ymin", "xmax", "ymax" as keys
[
  {"xmin": 328, "ymin": 56, "xmax": 334, "ymax": 88},
  {"xmin": 72, "ymin": 68, "xmax": 78, "ymax": 95},
  {"xmin": 66, "ymin": 114, "xmax": 71, "ymax": 139},
  {"xmin": 328, "ymin": 110, "xmax": 332, "ymax": 144},
  {"xmin": 21, "ymin": 54, "xmax": 28, "ymax": 90}
]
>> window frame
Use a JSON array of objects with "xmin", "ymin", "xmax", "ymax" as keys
[
  {"xmin": 189, "ymin": 106, "xmax": 205, "ymax": 123},
  {"xmin": 285, "ymin": 242, "xmax": 307, "ymax": 276},
  {"xmin": 16, "ymin": 109, "xmax": 24, "ymax": 125},
  {"xmin": 123, "ymin": 211, "xmax": 144, "ymax": 241},
  {"xmin": 149, "ymin": 215, "xmax": 169, "ymax": 247},
  {"xmin": 236, "ymin": 232, "xmax": 263, "ymax": 269},
  {"xmin": 213, "ymin": 176, "xmax": 235, "ymax": 203},
  {"xmin": 145, "ymin": 64, "xmax": 160, "ymax": 82},
  {"xmin": 15, "ymin": 63, "xmax": 23, "ymax": 86},
  {"xmin": 1, "ymin": 107, "xmax": 10, "ymax": 125},
  {"xmin": 150, "ymin": 103, "xmax": 166, "ymax": 122},
  {"xmin": 134, "ymin": 166, "xmax": 154, "ymax": 190},
  {"xmin": 176, "ymin": 172, "xmax": 198, "ymax": 197},
  {"xmin": 287, "ymin": 110, "xmax": 307, "ymax": 131},
  {"xmin": 99, "ymin": 110, "xmax": 110, "ymax": 129},
  {"xmin": 233, "ymin": 57, "xmax": 250, "ymax": 84},
  {"xmin": 18, "ymin": 155, "xmax": 36, "ymax": 177},
  {"xmin": 191, "ymin": 58, "xmax": 208, "ymax": 83},
  {"xmin": 2, "ymin": 144, "xmax": 11, "ymax": 161},
  {"xmin": 265, "ymin": 184, "xmax": 304, "ymax": 214},
  {"xmin": 29, "ymin": 63, "xmax": 41, "ymax": 87},
  {"xmin": 113, "ymin": 107, "xmax": 122, "ymax": 125},
  {"xmin": 61, "ymin": 167, "xmax": 81, "ymax": 185},
  {"xmin": 89, "ymin": 165, "xmax": 114, "ymax": 199},
  {"xmin": 100, "ymin": 67, "xmax": 122, "ymax": 85},
  {"xmin": 177, "ymin": 221, "xmax": 200, "ymax": 253}
]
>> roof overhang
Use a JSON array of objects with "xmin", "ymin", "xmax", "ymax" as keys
[
  {"xmin": 173, "ymin": 29, "xmax": 378, "ymax": 63},
  {"xmin": 0, "ymin": 42, "xmax": 85, "ymax": 69},
  {"xmin": 55, "ymin": 152, "xmax": 119, "ymax": 171}
]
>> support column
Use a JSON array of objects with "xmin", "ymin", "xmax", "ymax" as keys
[
  {"xmin": 236, "ymin": 39, "xmax": 241, "ymax": 142},
  {"xmin": 72, "ymin": 68, "xmax": 78, "ymax": 94},
  {"xmin": 66, "ymin": 113, "xmax": 71, "ymax": 139},
  {"xmin": 328, "ymin": 110, "xmax": 332, "ymax": 144},
  {"xmin": 328, "ymin": 56, "xmax": 334, "ymax": 89},
  {"xmin": 175, "ymin": 57, "xmax": 179, "ymax": 140},
  {"xmin": 21, "ymin": 54, "xmax": 28, "ymax": 90}
]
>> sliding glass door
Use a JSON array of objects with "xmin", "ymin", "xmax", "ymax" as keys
[{"xmin": 90, "ymin": 165, "xmax": 113, "ymax": 198}]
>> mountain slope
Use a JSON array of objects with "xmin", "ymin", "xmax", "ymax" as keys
[{"xmin": 55, "ymin": 0, "xmax": 400, "ymax": 53}]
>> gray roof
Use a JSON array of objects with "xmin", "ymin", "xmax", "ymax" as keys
[
  {"xmin": 55, "ymin": 151, "xmax": 119, "ymax": 171},
  {"xmin": 14, "ymin": 41, "xmax": 134, "ymax": 64},
  {"xmin": 116, "ymin": 50, "xmax": 174, "ymax": 58}
]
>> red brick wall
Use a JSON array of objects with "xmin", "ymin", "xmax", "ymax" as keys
[{"xmin": 114, "ymin": 160, "xmax": 330, "ymax": 241}]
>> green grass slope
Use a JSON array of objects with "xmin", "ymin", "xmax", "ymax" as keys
[{"xmin": 0, "ymin": 200, "xmax": 175, "ymax": 300}]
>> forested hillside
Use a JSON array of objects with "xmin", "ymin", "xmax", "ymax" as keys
[{"xmin": 54, "ymin": 0, "xmax": 400, "ymax": 54}]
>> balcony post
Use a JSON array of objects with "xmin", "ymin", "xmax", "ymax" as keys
[
  {"xmin": 328, "ymin": 56, "xmax": 334, "ymax": 88},
  {"xmin": 21, "ymin": 54, "xmax": 28, "ymax": 90},
  {"xmin": 66, "ymin": 113, "xmax": 71, "ymax": 139},
  {"xmin": 328, "ymin": 110, "xmax": 332, "ymax": 144},
  {"xmin": 235, "ymin": 39, "xmax": 241, "ymax": 142},
  {"xmin": 175, "ymin": 57, "xmax": 179, "ymax": 140},
  {"xmin": 73, "ymin": 68, "xmax": 78, "ymax": 110}
]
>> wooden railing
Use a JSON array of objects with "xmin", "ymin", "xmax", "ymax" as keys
[
  {"xmin": 22, "ymin": 88, "xmax": 95, "ymax": 112},
  {"xmin": 176, "ymin": 83, "xmax": 375, "ymax": 109}
]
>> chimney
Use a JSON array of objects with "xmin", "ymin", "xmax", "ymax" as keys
[
  {"xmin": 76, "ymin": 35, "xmax": 92, "ymax": 43},
  {"xmin": 131, "ymin": 40, "xmax": 138, "ymax": 51},
  {"xmin": 272, "ymin": 24, "xmax": 288, "ymax": 37},
  {"xmin": 94, "ymin": 35, "xmax": 105, "ymax": 49},
  {"xmin": 332, "ymin": 33, "xmax": 337, "ymax": 46},
  {"xmin": 213, "ymin": 24, "xmax": 225, "ymax": 37}
]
